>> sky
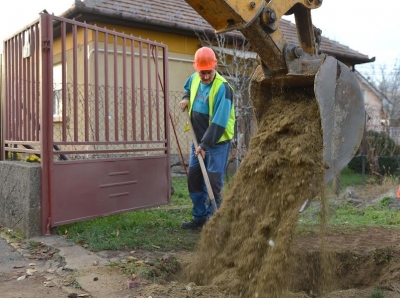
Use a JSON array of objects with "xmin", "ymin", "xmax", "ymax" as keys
[
  {"xmin": 282, "ymin": 0, "xmax": 400, "ymax": 81},
  {"xmin": 0, "ymin": 0, "xmax": 399, "ymax": 82}
]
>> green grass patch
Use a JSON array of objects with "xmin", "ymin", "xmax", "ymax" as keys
[
  {"xmin": 331, "ymin": 167, "xmax": 371, "ymax": 189},
  {"xmin": 170, "ymin": 176, "xmax": 190, "ymax": 206},
  {"xmin": 58, "ymin": 167, "xmax": 398, "ymax": 252},
  {"xmin": 371, "ymin": 287, "xmax": 385, "ymax": 298},
  {"xmin": 58, "ymin": 177, "xmax": 196, "ymax": 252},
  {"xmin": 58, "ymin": 207, "xmax": 199, "ymax": 252},
  {"xmin": 338, "ymin": 167, "xmax": 366, "ymax": 187},
  {"xmin": 298, "ymin": 197, "xmax": 400, "ymax": 234}
]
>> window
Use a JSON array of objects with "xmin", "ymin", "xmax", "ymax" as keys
[{"xmin": 361, "ymin": 88, "xmax": 366, "ymax": 103}]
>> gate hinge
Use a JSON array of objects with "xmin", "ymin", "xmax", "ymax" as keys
[{"xmin": 43, "ymin": 39, "xmax": 51, "ymax": 51}]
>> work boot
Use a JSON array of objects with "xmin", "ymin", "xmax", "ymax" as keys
[{"xmin": 181, "ymin": 219, "xmax": 206, "ymax": 230}]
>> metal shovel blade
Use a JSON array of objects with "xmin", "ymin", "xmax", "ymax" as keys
[{"xmin": 314, "ymin": 56, "xmax": 365, "ymax": 184}]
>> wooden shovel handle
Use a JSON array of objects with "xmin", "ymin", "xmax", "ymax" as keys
[{"xmin": 184, "ymin": 111, "xmax": 217, "ymax": 212}]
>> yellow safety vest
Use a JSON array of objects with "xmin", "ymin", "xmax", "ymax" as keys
[{"xmin": 188, "ymin": 72, "xmax": 235, "ymax": 143}]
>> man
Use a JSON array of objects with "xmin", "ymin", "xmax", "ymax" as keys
[{"xmin": 179, "ymin": 47, "xmax": 235, "ymax": 229}]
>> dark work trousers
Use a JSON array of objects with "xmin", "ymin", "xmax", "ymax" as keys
[{"xmin": 187, "ymin": 141, "xmax": 231, "ymax": 222}]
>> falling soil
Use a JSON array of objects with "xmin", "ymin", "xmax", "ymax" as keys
[{"xmin": 186, "ymin": 89, "xmax": 326, "ymax": 297}]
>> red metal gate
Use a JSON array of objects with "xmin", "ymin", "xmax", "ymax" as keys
[{"xmin": 2, "ymin": 13, "xmax": 170, "ymax": 234}]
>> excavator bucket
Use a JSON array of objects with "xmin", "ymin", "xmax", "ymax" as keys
[
  {"xmin": 314, "ymin": 56, "xmax": 365, "ymax": 184},
  {"xmin": 299, "ymin": 57, "xmax": 365, "ymax": 213}
]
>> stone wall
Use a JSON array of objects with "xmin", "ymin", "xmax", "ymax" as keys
[{"xmin": 0, "ymin": 161, "xmax": 41, "ymax": 238}]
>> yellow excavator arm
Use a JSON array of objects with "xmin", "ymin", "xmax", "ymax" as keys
[
  {"xmin": 185, "ymin": 0, "xmax": 365, "ymax": 187},
  {"xmin": 185, "ymin": 0, "xmax": 322, "ymax": 73}
]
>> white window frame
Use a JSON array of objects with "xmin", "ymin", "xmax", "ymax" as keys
[{"xmin": 53, "ymin": 64, "xmax": 63, "ymax": 121}]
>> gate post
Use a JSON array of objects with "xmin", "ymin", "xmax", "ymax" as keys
[
  {"xmin": 0, "ymin": 53, "xmax": 4, "ymax": 161},
  {"xmin": 40, "ymin": 13, "xmax": 54, "ymax": 235}
]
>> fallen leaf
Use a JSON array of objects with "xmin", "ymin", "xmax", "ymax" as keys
[
  {"xmin": 43, "ymin": 281, "xmax": 55, "ymax": 287},
  {"xmin": 26, "ymin": 269, "xmax": 37, "ymax": 276}
]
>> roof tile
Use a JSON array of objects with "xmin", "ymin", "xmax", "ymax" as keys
[{"xmin": 73, "ymin": 0, "xmax": 373, "ymax": 64}]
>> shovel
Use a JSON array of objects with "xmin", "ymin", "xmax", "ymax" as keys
[{"xmin": 184, "ymin": 110, "xmax": 218, "ymax": 213}]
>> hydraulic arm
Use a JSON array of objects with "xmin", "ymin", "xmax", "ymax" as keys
[{"xmin": 185, "ymin": 0, "xmax": 365, "ymax": 184}]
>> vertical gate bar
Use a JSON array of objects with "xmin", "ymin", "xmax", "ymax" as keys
[
  {"xmin": 163, "ymin": 46, "xmax": 170, "ymax": 141},
  {"xmin": 31, "ymin": 25, "xmax": 36, "ymax": 141},
  {"xmin": 130, "ymin": 39, "xmax": 136, "ymax": 141},
  {"xmin": 31, "ymin": 29, "xmax": 36, "ymax": 141},
  {"xmin": 94, "ymin": 29, "xmax": 99, "ymax": 141},
  {"xmin": 18, "ymin": 34, "xmax": 23, "ymax": 141},
  {"xmin": 35, "ymin": 24, "xmax": 40, "ymax": 142},
  {"xmin": 139, "ymin": 42, "xmax": 144, "ymax": 140},
  {"xmin": 30, "ymin": 29, "xmax": 35, "ymax": 142},
  {"xmin": 19, "ymin": 34, "xmax": 24, "ymax": 142},
  {"xmin": 16, "ymin": 34, "xmax": 21, "ymax": 141},
  {"xmin": 9, "ymin": 39, "xmax": 12, "ymax": 142},
  {"xmin": 72, "ymin": 24, "xmax": 78, "ymax": 141},
  {"xmin": 113, "ymin": 35, "xmax": 119, "ymax": 141},
  {"xmin": 84, "ymin": 26, "xmax": 89, "ymax": 141},
  {"xmin": 61, "ymin": 22, "xmax": 67, "ymax": 142},
  {"xmin": 10, "ymin": 37, "xmax": 15, "ymax": 141},
  {"xmin": 40, "ymin": 13, "xmax": 54, "ymax": 235},
  {"xmin": 10, "ymin": 39, "xmax": 14, "ymax": 141},
  {"xmin": 122, "ymin": 37, "xmax": 127, "ymax": 141},
  {"xmin": 27, "ymin": 28, "xmax": 32, "ymax": 141},
  {"xmin": 20, "ymin": 33, "xmax": 25, "ymax": 142},
  {"xmin": 153, "ymin": 45, "xmax": 160, "ymax": 141},
  {"xmin": 13, "ymin": 37, "xmax": 17, "ymax": 141},
  {"xmin": 11, "ymin": 37, "xmax": 16, "ymax": 141},
  {"xmin": 104, "ymin": 32, "xmax": 109, "ymax": 142},
  {"xmin": 5, "ymin": 41, "xmax": 10, "ymax": 141},
  {"xmin": 22, "ymin": 34, "xmax": 27, "ymax": 141},
  {"xmin": 147, "ymin": 44, "xmax": 152, "ymax": 141},
  {"xmin": 163, "ymin": 45, "xmax": 171, "ymax": 201},
  {"xmin": 0, "ymin": 50, "xmax": 3, "ymax": 160}
]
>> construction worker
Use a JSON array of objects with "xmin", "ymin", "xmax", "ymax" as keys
[{"xmin": 179, "ymin": 47, "xmax": 235, "ymax": 229}]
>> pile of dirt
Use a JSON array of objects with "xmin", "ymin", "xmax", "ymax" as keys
[{"xmin": 186, "ymin": 89, "xmax": 326, "ymax": 297}]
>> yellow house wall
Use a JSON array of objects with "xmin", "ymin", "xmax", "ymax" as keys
[
  {"xmin": 53, "ymin": 23, "xmax": 198, "ymax": 87},
  {"xmin": 356, "ymin": 76, "xmax": 382, "ymax": 128}
]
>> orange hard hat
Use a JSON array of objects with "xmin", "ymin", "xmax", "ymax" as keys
[{"xmin": 193, "ymin": 47, "xmax": 217, "ymax": 71}]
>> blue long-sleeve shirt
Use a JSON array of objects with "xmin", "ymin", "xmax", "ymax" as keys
[{"xmin": 183, "ymin": 72, "xmax": 233, "ymax": 150}]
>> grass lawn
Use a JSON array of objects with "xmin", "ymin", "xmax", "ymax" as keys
[
  {"xmin": 57, "ymin": 177, "xmax": 198, "ymax": 252},
  {"xmin": 57, "ymin": 168, "xmax": 400, "ymax": 252}
]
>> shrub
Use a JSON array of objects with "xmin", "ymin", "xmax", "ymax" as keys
[{"xmin": 348, "ymin": 130, "xmax": 400, "ymax": 175}]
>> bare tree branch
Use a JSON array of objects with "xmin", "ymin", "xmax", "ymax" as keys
[{"xmin": 376, "ymin": 58, "xmax": 400, "ymax": 124}]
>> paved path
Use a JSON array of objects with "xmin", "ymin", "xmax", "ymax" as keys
[{"xmin": 0, "ymin": 232, "xmax": 152, "ymax": 298}]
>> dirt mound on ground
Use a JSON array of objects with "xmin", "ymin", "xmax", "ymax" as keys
[{"xmin": 186, "ymin": 91, "xmax": 326, "ymax": 297}]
